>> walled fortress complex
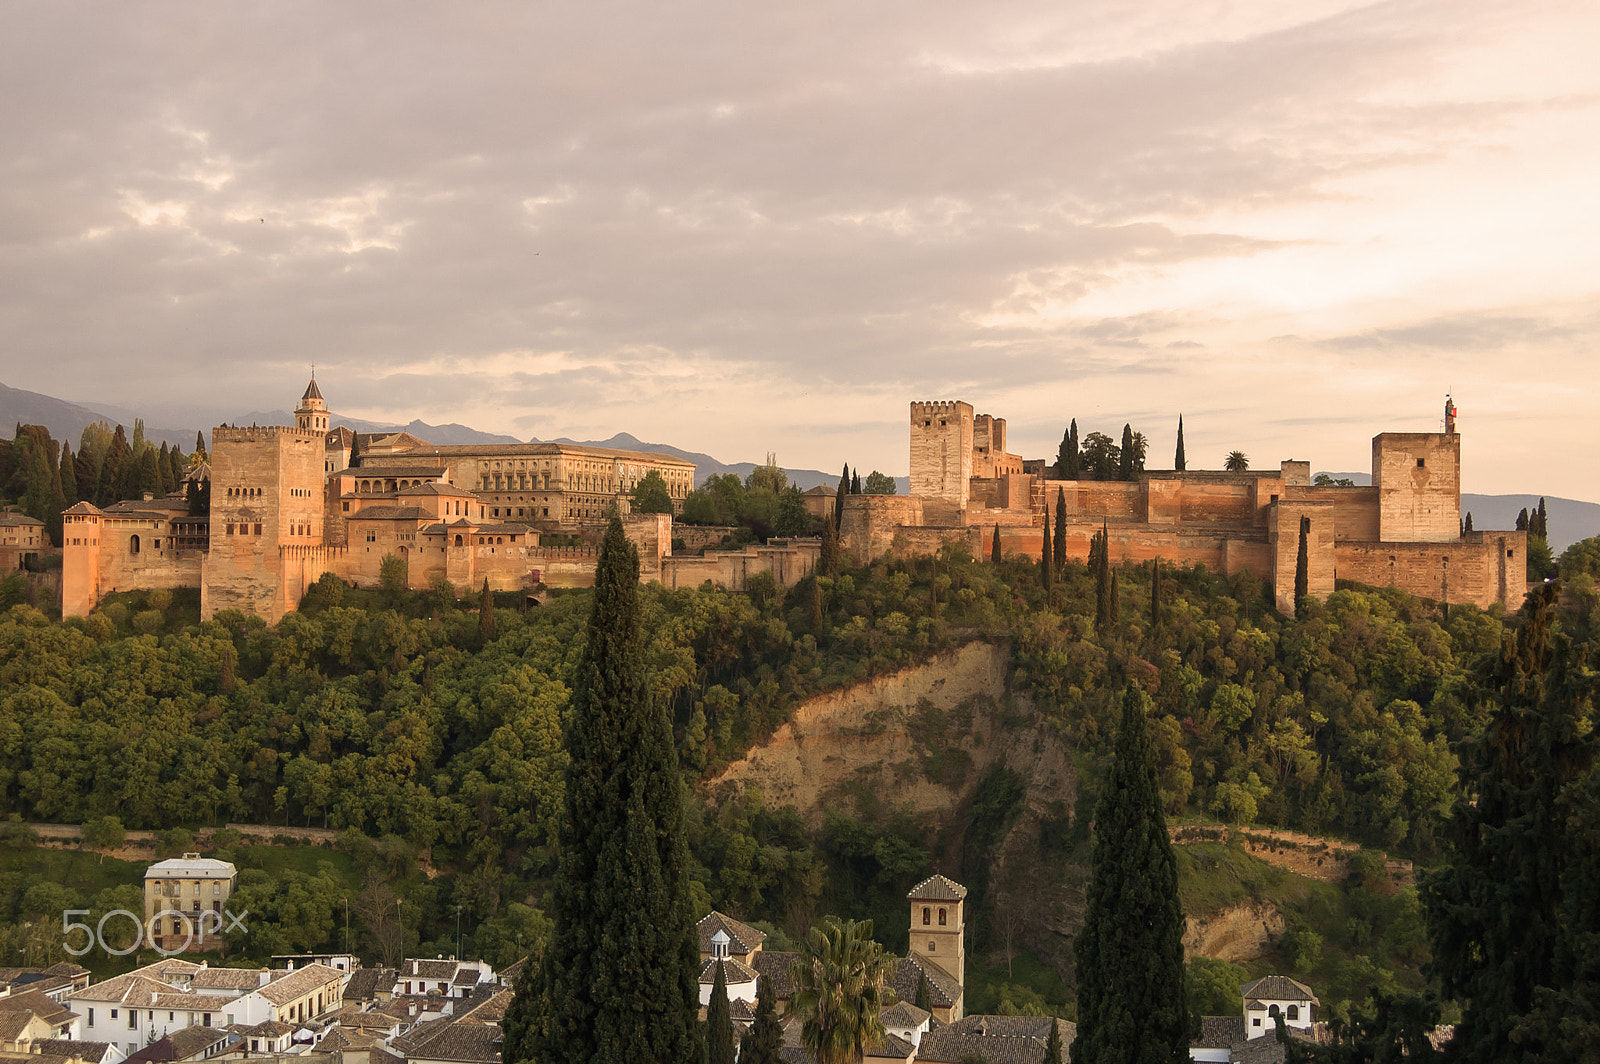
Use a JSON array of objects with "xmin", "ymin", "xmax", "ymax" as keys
[{"xmin": 59, "ymin": 381, "xmax": 1523, "ymax": 620}]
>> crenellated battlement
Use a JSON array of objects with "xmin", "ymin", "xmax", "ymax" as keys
[
  {"xmin": 910, "ymin": 400, "xmax": 971, "ymax": 420},
  {"xmin": 212, "ymin": 425, "xmax": 322, "ymax": 443}
]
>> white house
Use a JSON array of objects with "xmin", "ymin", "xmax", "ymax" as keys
[{"xmin": 1240, "ymin": 976, "xmax": 1318, "ymax": 1040}]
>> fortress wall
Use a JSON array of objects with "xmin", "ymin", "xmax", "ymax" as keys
[
  {"xmin": 840, "ymin": 495, "xmax": 924, "ymax": 561},
  {"xmin": 674, "ymin": 525, "xmax": 742, "ymax": 552},
  {"xmin": 659, "ymin": 542, "xmax": 820, "ymax": 592},
  {"xmin": 1335, "ymin": 531, "xmax": 1525, "ymax": 610},
  {"xmin": 1269, "ymin": 500, "xmax": 1338, "ymax": 615},
  {"xmin": 1288, "ymin": 486, "xmax": 1381, "ymax": 541},
  {"xmin": 887, "ymin": 525, "xmax": 984, "ymax": 561}
]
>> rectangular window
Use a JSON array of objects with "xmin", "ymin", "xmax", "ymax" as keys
[
  {"xmin": 89, "ymin": 1009, "xmax": 94, "ymax": 1026},
  {"xmin": 203, "ymin": 1014, "xmax": 211, "ymax": 1027},
  {"xmin": 129, "ymin": 1012, "xmax": 138, "ymax": 1029},
  {"xmin": 111, "ymin": 1010, "xmax": 118, "ymax": 1020}
]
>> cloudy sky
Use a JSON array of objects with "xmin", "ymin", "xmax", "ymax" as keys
[{"xmin": 2, "ymin": 1, "xmax": 1596, "ymax": 498}]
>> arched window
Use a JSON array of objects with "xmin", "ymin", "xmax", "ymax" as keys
[
  {"xmin": 129, "ymin": 534, "xmax": 141, "ymax": 554},
  {"xmin": 922, "ymin": 907, "xmax": 931, "ymax": 925},
  {"xmin": 928, "ymin": 941, "xmax": 936, "ymax": 952},
  {"xmin": 1287, "ymin": 1005, "xmax": 1299, "ymax": 1021},
  {"xmin": 455, "ymin": 535, "xmax": 464, "ymax": 547},
  {"xmin": 939, "ymin": 908, "xmax": 947, "ymax": 926}
]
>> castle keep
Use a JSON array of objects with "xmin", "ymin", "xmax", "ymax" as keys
[{"xmin": 841, "ymin": 399, "xmax": 1525, "ymax": 613}]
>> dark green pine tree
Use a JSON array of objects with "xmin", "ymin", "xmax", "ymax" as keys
[
  {"xmin": 1065, "ymin": 420, "xmax": 1080, "ymax": 479},
  {"xmin": 168, "ymin": 442, "xmax": 185, "ymax": 488},
  {"xmin": 1118, "ymin": 424, "xmax": 1136, "ymax": 481},
  {"xmin": 707, "ymin": 960, "xmax": 734, "ymax": 1064},
  {"xmin": 1174, "ymin": 415, "xmax": 1186, "ymax": 472},
  {"xmin": 992, "ymin": 523, "xmax": 1002, "ymax": 565},
  {"xmin": 1044, "ymin": 1017, "xmax": 1064, "ymax": 1063},
  {"xmin": 534, "ymin": 517, "xmax": 702, "ymax": 1064},
  {"xmin": 1041, "ymin": 507, "xmax": 1054, "ymax": 593},
  {"xmin": 1074, "ymin": 687, "xmax": 1188, "ymax": 1064},
  {"xmin": 1053, "ymin": 488, "xmax": 1067, "ymax": 576},
  {"xmin": 851, "ymin": 469, "xmax": 861, "ymax": 494},
  {"xmin": 479, "ymin": 579, "xmax": 497, "ymax": 644},
  {"xmin": 1109, "ymin": 569, "xmax": 1120, "ymax": 626},
  {"xmin": 743, "ymin": 976, "xmax": 784, "ymax": 1064},
  {"xmin": 1294, "ymin": 516, "xmax": 1310, "ymax": 612},
  {"xmin": 835, "ymin": 464, "xmax": 849, "ymax": 531},
  {"xmin": 74, "ymin": 445, "xmax": 99, "ymax": 509},
  {"xmin": 1463, "ymin": 511, "xmax": 1474, "ymax": 533},
  {"xmin": 1420, "ymin": 583, "xmax": 1598, "ymax": 1064},
  {"xmin": 915, "ymin": 970, "xmax": 932, "ymax": 1013},
  {"xmin": 1536, "ymin": 497, "xmax": 1548, "ymax": 540},
  {"xmin": 101, "ymin": 425, "xmax": 131, "ymax": 505},
  {"xmin": 348, "ymin": 433, "xmax": 362, "ymax": 469},
  {"xmin": 137, "ymin": 447, "xmax": 162, "ymax": 498},
  {"xmin": 1516, "ymin": 507, "xmax": 1529, "ymax": 531},
  {"xmin": 820, "ymin": 519, "xmax": 841, "ymax": 576},
  {"xmin": 193, "ymin": 430, "xmax": 207, "ymax": 460}
]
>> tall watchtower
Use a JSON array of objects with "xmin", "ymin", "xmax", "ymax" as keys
[
  {"xmin": 1372, "ymin": 429, "xmax": 1461, "ymax": 544},
  {"xmin": 909, "ymin": 401, "xmax": 974, "ymax": 509},
  {"xmin": 202, "ymin": 378, "xmax": 329, "ymax": 619},
  {"xmin": 908, "ymin": 874, "xmax": 967, "ymax": 987}
]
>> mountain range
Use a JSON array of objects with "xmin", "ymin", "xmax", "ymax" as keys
[{"xmin": 4, "ymin": 381, "xmax": 1591, "ymax": 551}]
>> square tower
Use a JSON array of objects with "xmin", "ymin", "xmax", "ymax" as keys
[
  {"xmin": 908, "ymin": 873, "xmax": 967, "ymax": 987},
  {"xmin": 1372, "ymin": 432, "xmax": 1460, "ymax": 543},
  {"xmin": 909, "ymin": 401, "xmax": 974, "ymax": 508}
]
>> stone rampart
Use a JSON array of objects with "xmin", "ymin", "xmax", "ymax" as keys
[
  {"xmin": 1335, "ymin": 531, "xmax": 1524, "ymax": 610},
  {"xmin": 840, "ymin": 494, "xmax": 925, "ymax": 562}
]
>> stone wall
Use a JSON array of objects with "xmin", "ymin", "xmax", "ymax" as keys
[
  {"xmin": 1335, "ymin": 531, "xmax": 1525, "ymax": 610},
  {"xmin": 659, "ymin": 541, "xmax": 820, "ymax": 591},
  {"xmin": 840, "ymin": 494, "xmax": 925, "ymax": 562},
  {"xmin": 1269, "ymin": 500, "xmax": 1338, "ymax": 615}
]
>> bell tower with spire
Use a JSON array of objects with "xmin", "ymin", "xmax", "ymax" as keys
[{"xmin": 296, "ymin": 375, "xmax": 329, "ymax": 434}]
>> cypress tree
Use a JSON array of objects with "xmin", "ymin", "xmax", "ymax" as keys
[
  {"xmin": 810, "ymin": 577, "xmax": 825, "ymax": 634},
  {"xmin": 194, "ymin": 430, "xmax": 207, "ymax": 460},
  {"xmin": 1056, "ymin": 426, "xmax": 1074, "ymax": 479},
  {"xmin": 169, "ymin": 442, "xmax": 185, "ymax": 487},
  {"xmin": 479, "ymin": 579, "xmax": 497, "ymax": 644},
  {"xmin": 1118, "ymin": 424, "xmax": 1135, "ymax": 481},
  {"xmin": 501, "ymin": 954, "xmax": 546, "ymax": 1064},
  {"xmin": 1041, "ymin": 507, "xmax": 1053, "ymax": 593},
  {"xmin": 707, "ymin": 961, "xmax": 734, "ymax": 1064},
  {"xmin": 1094, "ymin": 524, "xmax": 1112, "ymax": 630},
  {"xmin": 991, "ymin": 523, "xmax": 1002, "ymax": 565},
  {"xmin": 59, "ymin": 442, "xmax": 78, "ymax": 506},
  {"xmin": 1074, "ymin": 687, "xmax": 1188, "ymax": 1064},
  {"xmin": 348, "ymin": 433, "xmax": 362, "ymax": 469},
  {"xmin": 1516, "ymin": 507, "xmax": 1529, "ymax": 532},
  {"xmin": 1053, "ymin": 488, "xmax": 1067, "ymax": 576},
  {"xmin": 1421, "ymin": 583, "xmax": 1598, "ymax": 1063},
  {"xmin": 1109, "ymin": 568, "xmax": 1120, "ymax": 625},
  {"xmin": 137, "ymin": 447, "xmax": 162, "ymax": 498},
  {"xmin": 101, "ymin": 425, "xmax": 131, "ymax": 505},
  {"xmin": 157, "ymin": 442, "xmax": 173, "ymax": 494},
  {"xmin": 1464, "ymin": 512, "xmax": 1474, "ymax": 534},
  {"xmin": 1066, "ymin": 420, "xmax": 1080, "ymax": 479},
  {"xmin": 851, "ymin": 469, "xmax": 861, "ymax": 494},
  {"xmin": 1174, "ymin": 415, "xmax": 1186, "ymax": 472},
  {"xmin": 1536, "ymin": 497, "xmax": 1548, "ymax": 540},
  {"xmin": 75, "ymin": 446, "xmax": 99, "ymax": 508},
  {"xmin": 743, "ymin": 976, "xmax": 784, "ymax": 1064},
  {"xmin": 1044, "ymin": 1018, "xmax": 1064, "ymax": 1063},
  {"xmin": 535, "ymin": 517, "xmax": 701, "ymax": 1064},
  {"xmin": 1294, "ymin": 516, "xmax": 1310, "ymax": 612},
  {"xmin": 820, "ymin": 520, "xmax": 840, "ymax": 576},
  {"xmin": 834, "ymin": 464, "xmax": 848, "ymax": 531},
  {"xmin": 915, "ymin": 970, "xmax": 932, "ymax": 1014}
]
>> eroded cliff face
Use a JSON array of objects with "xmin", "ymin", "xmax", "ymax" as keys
[{"xmin": 1183, "ymin": 901, "xmax": 1286, "ymax": 962}]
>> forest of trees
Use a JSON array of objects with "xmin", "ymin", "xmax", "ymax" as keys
[
  {"xmin": 3, "ymin": 523, "xmax": 1599, "ymax": 1030},
  {"xmin": 0, "ymin": 420, "xmax": 201, "ymax": 547}
]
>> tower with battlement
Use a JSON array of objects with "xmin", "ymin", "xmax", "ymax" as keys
[
  {"xmin": 909, "ymin": 401, "xmax": 975, "ymax": 511},
  {"xmin": 202, "ymin": 381, "xmax": 330, "ymax": 620}
]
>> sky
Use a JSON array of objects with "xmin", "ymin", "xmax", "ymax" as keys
[{"xmin": 2, "ymin": 1, "xmax": 1596, "ymax": 499}]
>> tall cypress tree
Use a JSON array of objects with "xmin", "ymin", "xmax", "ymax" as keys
[
  {"xmin": 1045, "ymin": 1018, "xmax": 1064, "ymax": 1063},
  {"xmin": 1464, "ymin": 512, "xmax": 1474, "ymax": 533},
  {"xmin": 1094, "ymin": 524, "xmax": 1112, "ymax": 630},
  {"xmin": 1074, "ymin": 687, "xmax": 1188, "ymax": 1064},
  {"xmin": 1056, "ymin": 426, "xmax": 1074, "ymax": 479},
  {"xmin": 59, "ymin": 442, "xmax": 78, "ymax": 506},
  {"xmin": 157, "ymin": 442, "xmax": 173, "ymax": 494},
  {"xmin": 820, "ymin": 520, "xmax": 841, "ymax": 576},
  {"xmin": 851, "ymin": 469, "xmax": 861, "ymax": 495},
  {"xmin": 1109, "ymin": 569, "xmax": 1120, "ymax": 625},
  {"xmin": 1118, "ymin": 424, "xmax": 1135, "ymax": 481},
  {"xmin": 101, "ymin": 425, "xmax": 131, "ymax": 505},
  {"xmin": 834, "ymin": 463, "xmax": 849, "ymax": 531},
  {"xmin": 1174, "ymin": 415, "xmax": 1186, "ymax": 472},
  {"xmin": 1516, "ymin": 507, "xmax": 1529, "ymax": 532},
  {"xmin": 1421, "ymin": 583, "xmax": 1598, "ymax": 1063},
  {"xmin": 743, "ymin": 976, "xmax": 783, "ymax": 1064},
  {"xmin": 193, "ymin": 430, "xmax": 207, "ymax": 460},
  {"xmin": 534, "ymin": 517, "xmax": 701, "ymax": 1064},
  {"xmin": 707, "ymin": 961, "xmax": 734, "ymax": 1064},
  {"xmin": 1053, "ymin": 488, "xmax": 1067, "ymax": 576},
  {"xmin": 501, "ymin": 953, "xmax": 547, "ymax": 1064},
  {"xmin": 348, "ymin": 433, "xmax": 362, "ymax": 469},
  {"xmin": 1066, "ymin": 420, "xmax": 1080, "ymax": 479},
  {"xmin": 1536, "ymin": 497, "xmax": 1548, "ymax": 540},
  {"xmin": 1294, "ymin": 516, "xmax": 1310, "ymax": 612},
  {"xmin": 1149, "ymin": 558, "xmax": 1160, "ymax": 634},
  {"xmin": 991, "ymin": 523, "xmax": 1001, "ymax": 565}
]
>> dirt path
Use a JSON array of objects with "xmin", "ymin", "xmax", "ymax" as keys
[
  {"xmin": 1170, "ymin": 822, "xmax": 1415, "ymax": 892},
  {"xmin": 27, "ymin": 822, "xmax": 438, "ymax": 876}
]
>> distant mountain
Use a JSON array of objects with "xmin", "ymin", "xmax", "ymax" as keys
[
  {"xmin": 0, "ymin": 382, "xmax": 197, "ymax": 450},
  {"xmin": 1315, "ymin": 471, "xmax": 1597, "ymax": 554},
  {"xmin": 233, "ymin": 409, "xmax": 521, "ymax": 446}
]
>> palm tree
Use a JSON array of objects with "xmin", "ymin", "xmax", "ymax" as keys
[
  {"xmin": 1224, "ymin": 450, "xmax": 1250, "ymax": 472},
  {"xmin": 787, "ymin": 917, "xmax": 897, "ymax": 1064}
]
